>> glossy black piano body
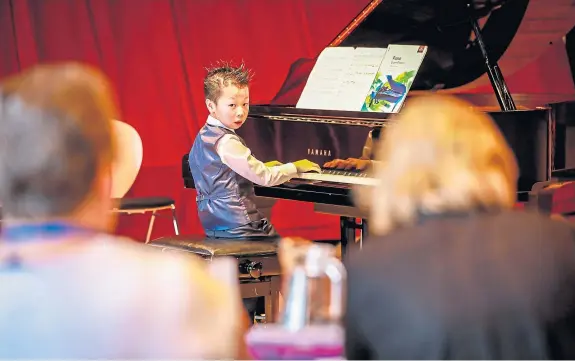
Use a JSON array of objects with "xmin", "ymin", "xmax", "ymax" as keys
[{"xmin": 239, "ymin": 105, "xmax": 553, "ymax": 205}]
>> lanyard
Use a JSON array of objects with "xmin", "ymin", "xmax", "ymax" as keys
[
  {"xmin": 0, "ymin": 222, "xmax": 96, "ymax": 269},
  {"xmin": 1, "ymin": 222, "xmax": 95, "ymax": 243}
]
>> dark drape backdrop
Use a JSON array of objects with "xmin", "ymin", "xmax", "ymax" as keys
[{"xmin": 1, "ymin": 0, "xmax": 574, "ymax": 241}]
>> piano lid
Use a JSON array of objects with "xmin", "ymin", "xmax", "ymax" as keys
[{"xmin": 270, "ymin": 0, "xmax": 534, "ymax": 105}]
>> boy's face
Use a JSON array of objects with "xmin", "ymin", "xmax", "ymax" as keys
[{"xmin": 206, "ymin": 84, "xmax": 249, "ymax": 130}]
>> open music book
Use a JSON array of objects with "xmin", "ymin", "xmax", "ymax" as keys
[{"xmin": 296, "ymin": 44, "xmax": 428, "ymax": 113}]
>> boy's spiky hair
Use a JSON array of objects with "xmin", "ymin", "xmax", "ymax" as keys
[{"xmin": 203, "ymin": 60, "xmax": 253, "ymax": 103}]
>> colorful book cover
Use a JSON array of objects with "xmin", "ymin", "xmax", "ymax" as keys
[{"xmin": 362, "ymin": 45, "xmax": 428, "ymax": 113}]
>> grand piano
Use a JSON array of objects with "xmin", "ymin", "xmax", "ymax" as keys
[{"xmin": 231, "ymin": 0, "xmax": 575, "ymax": 254}]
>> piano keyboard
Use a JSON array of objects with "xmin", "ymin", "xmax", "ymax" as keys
[{"xmin": 295, "ymin": 169, "xmax": 379, "ymax": 186}]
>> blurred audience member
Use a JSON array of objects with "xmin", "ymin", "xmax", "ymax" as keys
[
  {"xmin": 345, "ymin": 94, "xmax": 575, "ymax": 359},
  {"xmin": 0, "ymin": 63, "xmax": 248, "ymax": 359}
]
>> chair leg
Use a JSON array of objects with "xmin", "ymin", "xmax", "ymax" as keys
[
  {"xmin": 145, "ymin": 211, "xmax": 157, "ymax": 244},
  {"xmin": 171, "ymin": 205, "xmax": 180, "ymax": 235}
]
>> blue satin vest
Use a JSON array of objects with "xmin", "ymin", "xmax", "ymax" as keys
[{"xmin": 189, "ymin": 124, "xmax": 267, "ymax": 235}]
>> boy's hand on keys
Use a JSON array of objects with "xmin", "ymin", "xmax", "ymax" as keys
[
  {"xmin": 264, "ymin": 160, "xmax": 283, "ymax": 167},
  {"xmin": 293, "ymin": 159, "xmax": 321, "ymax": 173}
]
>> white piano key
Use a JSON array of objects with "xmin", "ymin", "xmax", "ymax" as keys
[{"xmin": 295, "ymin": 172, "xmax": 379, "ymax": 186}]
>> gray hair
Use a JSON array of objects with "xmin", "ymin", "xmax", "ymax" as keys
[{"xmin": 0, "ymin": 63, "xmax": 116, "ymax": 218}]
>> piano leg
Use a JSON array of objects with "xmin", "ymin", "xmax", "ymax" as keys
[
  {"xmin": 360, "ymin": 219, "xmax": 368, "ymax": 249},
  {"xmin": 340, "ymin": 217, "xmax": 369, "ymax": 258},
  {"xmin": 340, "ymin": 217, "xmax": 353, "ymax": 259},
  {"xmin": 339, "ymin": 216, "xmax": 368, "ymax": 259}
]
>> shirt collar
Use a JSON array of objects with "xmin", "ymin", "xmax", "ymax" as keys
[{"xmin": 206, "ymin": 115, "xmax": 234, "ymax": 132}]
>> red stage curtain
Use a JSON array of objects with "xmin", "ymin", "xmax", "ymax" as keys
[{"xmin": 0, "ymin": 0, "xmax": 573, "ymax": 241}]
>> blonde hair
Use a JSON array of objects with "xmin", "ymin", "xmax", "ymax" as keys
[
  {"xmin": 0, "ymin": 62, "xmax": 117, "ymax": 218},
  {"xmin": 356, "ymin": 94, "xmax": 518, "ymax": 236}
]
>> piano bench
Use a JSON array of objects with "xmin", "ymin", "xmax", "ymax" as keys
[{"xmin": 148, "ymin": 234, "xmax": 281, "ymax": 323}]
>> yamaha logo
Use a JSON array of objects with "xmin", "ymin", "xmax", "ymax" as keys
[{"xmin": 307, "ymin": 148, "xmax": 332, "ymax": 157}]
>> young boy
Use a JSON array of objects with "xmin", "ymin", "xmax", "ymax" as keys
[{"xmin": 189, "ymin": 62, "xmax": 320, "ymax": 239}]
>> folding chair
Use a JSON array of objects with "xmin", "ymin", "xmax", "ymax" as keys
[{"xmin": 110, "ymin": 120, "xmax": 179, "ymax": 242}]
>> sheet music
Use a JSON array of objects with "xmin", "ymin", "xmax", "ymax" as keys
[
  {"xmin": 362, "ymin": 44, "xmax": 428, "ymax": 113},
  {"xmin": 296, "ymin": 47, "xmax": 387, "ymax": 111},
  {"xmin": 296, "ymin": 44, "xmax": 427, "ymax": 113}
]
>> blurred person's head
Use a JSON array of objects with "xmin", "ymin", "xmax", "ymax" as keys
[
  {"xmin": 0, "ymin": 62, "xmax": 118, "ymax": 232},
  {"xmin": 356, "ymin": 94, "xmax": 518, "ymax": 236}
]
